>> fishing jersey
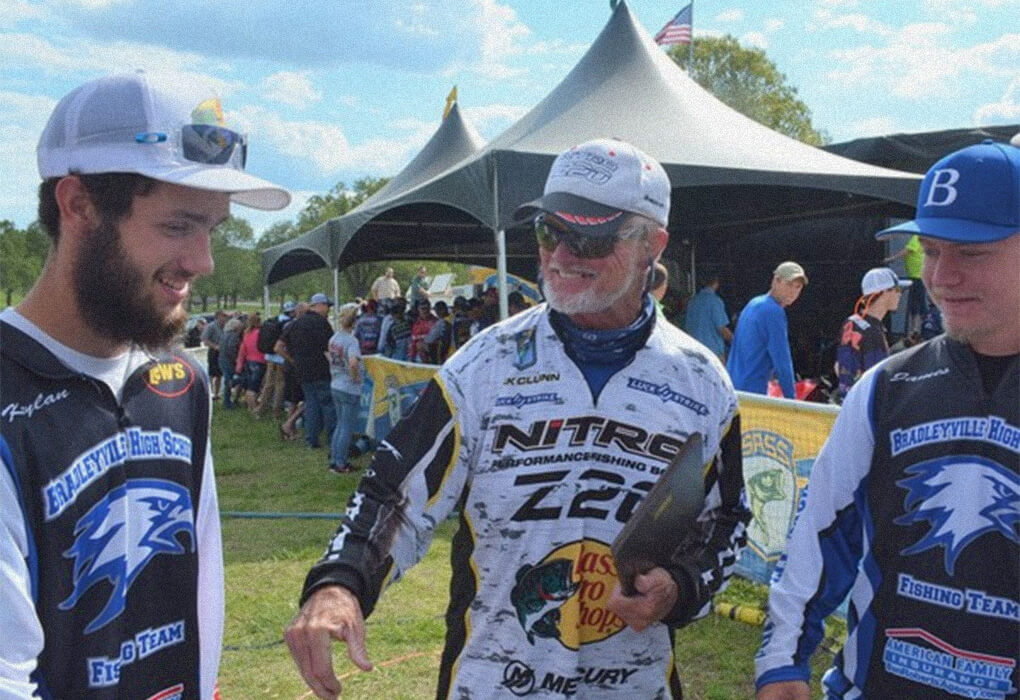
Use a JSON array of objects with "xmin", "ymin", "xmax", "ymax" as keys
[
  {"xmin": 0, "ymin": 316, "xmax": 224, "ymax": 699},
  {"xmin": 835, "ymin": 313, "xmax": 889, "ymax": 402},
  {"xmin": 756, "ymin": 336, "xmax": 1019, "ymax": 699},
  {"xmin": 302, "ymin": 304, "xmax": 749, "ymax": 699}
]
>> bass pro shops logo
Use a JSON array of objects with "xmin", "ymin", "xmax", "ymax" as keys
[
  {"xmin": 144, "ymin": 357, "xmax": 195, "ymax": 398},
  {"xmin": 510, "ymin": 540, "xmax": 624, "ymax": 650}
]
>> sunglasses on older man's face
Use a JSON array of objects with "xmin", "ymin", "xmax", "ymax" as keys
[{"xmin": 534, "ymin": 214, "xmax": 633, "ymax": 259}]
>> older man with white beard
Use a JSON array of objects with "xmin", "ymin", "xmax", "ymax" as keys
[{"xmin": 285, "ymin": 138, "xmax": 749, "ymax": 700}]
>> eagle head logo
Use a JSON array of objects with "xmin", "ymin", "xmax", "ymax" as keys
[
  {"xmin": 59, "ymin": 479, "xmax": 196, "ymax": 633},
  {"xmin": 895, "ymin": 455, "xmax": 1019, "ymax": 575}
]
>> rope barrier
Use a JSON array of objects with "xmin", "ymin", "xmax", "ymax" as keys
[{"xmin": 221, "ymin": 511, "xmax": 343, "ymax": 520}]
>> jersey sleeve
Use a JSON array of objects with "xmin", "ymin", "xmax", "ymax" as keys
[
  {"xmin": 196, "ymin": 436, "xmax": 224, "ymax": 700},
  {"xmin": 663, "ymin": 409, "xmax": 751, "ymax": 626},
  {"xmin": 299, "ymin": 377, "xmax": 468, "ymax": 616},
  {"xmin": 754, "ymin": 371, "xmax": 877, "ymax": 689},
  {"xmin": 0, "ymin": 438, "xmax": 45, "ymax": 697}
]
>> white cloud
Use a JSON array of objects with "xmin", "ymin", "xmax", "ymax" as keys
[
  {"xmin": 716, "ymin": 9, "xmax": 744, "ymax": 22},
  {"xmin": 819, "ymin": 0, "xmax": 858, "ymax": 7},
  {"xmin": 812, "ymin": 10, "xmax": 893, "ymax": 36},
  {"xmin": 0, "ymin": 31, "xmax": 225, "ymax": 78},
  {"xmin": 847, "ymin": 116, "xmax": 898, "ymax": 137},
  {"xmin": 973, "ymin": 76, "xmax": 1020, "ymax": 124},
  {"xmin": 827, "ymin": 28, "xmax": 1020, "ymax": 100},
  {"xmin": 764, "ymin": 19, "xmax": 784, "ymax": 33},
  {"xmin": 260, "ymin": 71, "xmax": 322, "ymax": 109},
  {"xmin": 741, "ymin": 32, "xmax": 768, "ymax": 49},
  {"xmin": 0, "ymin": 0, "xmax": 47, "ymax": 28}
]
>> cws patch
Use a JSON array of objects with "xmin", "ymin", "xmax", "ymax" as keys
[
  {"xmin": 144, "ymin": 356, "xmax": 195, "ymax": 398},
  {"xmin": 510, "ymin": 539, "xmax": 624, "ymax": 649}
]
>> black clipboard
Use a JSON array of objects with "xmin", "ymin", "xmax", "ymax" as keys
[{"xmin": 611, "ymin": 433, "xmax": 706, "ymax": 595}]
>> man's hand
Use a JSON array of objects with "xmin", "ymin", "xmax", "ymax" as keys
[
  {"xmin": 284, "ymin": 585, "xmax": 373, "ymax": 700},
  {"xmin": 756, "ymin": 680, "xmax": 810, "ymax": 700},
  {"xmin": 605, "ymin": 567, "xmax": 678, "ymax": 632}
]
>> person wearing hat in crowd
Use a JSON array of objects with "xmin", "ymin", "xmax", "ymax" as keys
[
  {"xmin": 756, "ymin": 141, "xmax": 1019, "ymax": 700},
  {"xmin": 727, "ymin": 261, "xmax": 808, "ymax": 399},
  {"xmin": 286, "ymin": 138, "xmax": 749, "ymax": 699},
  {"xmin": 326, "ymin": 303, "xmax": 363, "ymax": 475},
  {"xmin": 276, "ymin": 293, "xmax": 336, "ymax": 451},
  {"xmin": 0, "ymin": 70, "xmax": 289, "ymax": 698},
  {"xmin": 256, "ymin": 301, "xmax": 297, "ymax": 420},
  {"xmin": 833, "ymin": 267, "xmax": 911, "ymax": 402}
]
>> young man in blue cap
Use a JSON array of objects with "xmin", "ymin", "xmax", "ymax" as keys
[
  {"xmin": 756, "ymin": 141, "xmax": 1019, "ymax": 699},
  {"xmin": 0, "ymin": 71, "xmax": 289, "ymax": 698}
]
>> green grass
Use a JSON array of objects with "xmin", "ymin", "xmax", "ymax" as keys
[{"xmin": 215, "ymin": 406, "xmax": 839, "ymax": 699}]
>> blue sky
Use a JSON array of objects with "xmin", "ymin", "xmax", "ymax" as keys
[{"xmin": 2, "ymin": 0, "xmax": 1017, "ymax": 236}]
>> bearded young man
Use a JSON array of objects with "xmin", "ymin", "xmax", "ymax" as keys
[
  {"xmin": 286, "ymin": 138, "xmax": 749, "ymax": 699},
  {"xmin": 0, "ymin": 71, "xmax": 289, "ymax": 698},
  {"xmin": 756, "ymin": 141, "xmax": 1019, "ymax": 699}
]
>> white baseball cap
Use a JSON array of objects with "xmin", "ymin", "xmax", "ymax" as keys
[
  {"xmin": 861, "ymin": 267, "xmax": 912, "ymax": 296},
  {"xmin": 37, "ymin": 70, "xmax": 290, "ymax": 211},
  {"xmin": 514, "ymin": 138, "xmax": 671, "ymax": 235}
]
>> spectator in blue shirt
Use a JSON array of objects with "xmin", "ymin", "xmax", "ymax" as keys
[
  {"xmin": 684, "ymin": 273, "xmax": 733, "ymax": 361},
  {"xmin": 726, "ymin": 262, "xmax": 807, "ymax": 398}
]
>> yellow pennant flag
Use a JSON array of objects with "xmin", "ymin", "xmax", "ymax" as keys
[{"xmin": 443, "ymin": 85, "xmax": 458, "ymax": 120}]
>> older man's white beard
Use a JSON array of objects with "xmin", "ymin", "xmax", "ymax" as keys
[{"xmin": 542, "ymin": 266, "xmax": 638, "ymax": 316}]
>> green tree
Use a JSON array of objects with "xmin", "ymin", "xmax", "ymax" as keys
[
  {"xmin": 193, "ymin": 215, "xmax": 258, "ymax": 310},
  {"xmin": 0, "ymin": 220, "xmax": 48, "ymax": 306},
  {"xmin": 669, "ymin": 35, "xmax": 828, "ymax": 145}
]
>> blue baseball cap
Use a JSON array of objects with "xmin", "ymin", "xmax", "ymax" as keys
[
  {"xmin": 309, "ymin": 292, "xmax": 333, "ymax": 306},
  {"xmin": 281, "ymin": 301, "xmax": 297, "ymax": 313},
  {"xmin": 877, "ymin": 140, "xmax": 1019, "ymax": 243}
]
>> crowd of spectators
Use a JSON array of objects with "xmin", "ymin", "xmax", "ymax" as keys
[{"xmin": 188, "ymin": 283, "xmax": 532, "ymax": 474}]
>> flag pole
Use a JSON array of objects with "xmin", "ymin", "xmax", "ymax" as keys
[{"xmin": 687, "ymin": 1, "xmax": 694, "ymax": 78}]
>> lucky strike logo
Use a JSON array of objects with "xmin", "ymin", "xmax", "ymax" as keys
[
  {"xmin": 510, "ymin": 539, "xmax": 624, "ymax": 650},
  {"xmin": 144, "ymin": 357, "xmax": 195, "ymax": 398}
]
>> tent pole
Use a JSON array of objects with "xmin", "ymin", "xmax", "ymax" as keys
[
  {"xmin": 333, "ymin": 267, "xmax": 340, "ymax": 324},
  {"xmin": 493, "ymin": 153, "xmax": 508, "ymax": 320}
]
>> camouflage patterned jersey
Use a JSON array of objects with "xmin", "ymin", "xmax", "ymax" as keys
[{"xmin": 301, "ymin": 303, "xmax": 749, "ymax": 699}]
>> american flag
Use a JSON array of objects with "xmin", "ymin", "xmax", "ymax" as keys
[{"xmin": 654, "ymin": 3, "xmax": 693, "ymax": 46}]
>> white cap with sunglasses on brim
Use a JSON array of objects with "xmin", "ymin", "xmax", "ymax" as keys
[
  {"xmin": 514, "ymin": 138, "xmax": 671, "ymax": 236},
  {"xmin": 37, "ymin": 70, "xmax": 291, "ymax": 211},
  {"xmin": 861, "ymin": 267, "xmax": 911, "ymax": 296}
]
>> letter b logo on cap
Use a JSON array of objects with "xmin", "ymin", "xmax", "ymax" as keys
[{"xmin": 923, "ymin": 168, "xmax": 960, "ymax": 207}]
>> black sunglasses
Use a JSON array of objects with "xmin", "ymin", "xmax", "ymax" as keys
[{"xmin": 534, "ymin": 214, "xmax": 628, "ymax": 259}]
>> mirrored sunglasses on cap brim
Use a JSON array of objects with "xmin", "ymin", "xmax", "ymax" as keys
[
  {"xmin": 534, "ymin": 214, "xmax": 622, "ymax": 259},
  {"xmin": 135, "ymin": 124, "xmax": 247, "ymax": 167}
]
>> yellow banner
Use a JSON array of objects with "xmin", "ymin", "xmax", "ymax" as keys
[
  {"xmin": 736, "ymin": 392, "xmax": 838, "ymax": 584},
  {"xmin": 363, "ymin": 356, "xmax": 439, "ymax": 440}
]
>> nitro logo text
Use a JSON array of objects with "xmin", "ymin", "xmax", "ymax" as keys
[{"xmin": 492, "ymin": 416, "xmax": 684, "ymax": 463}]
